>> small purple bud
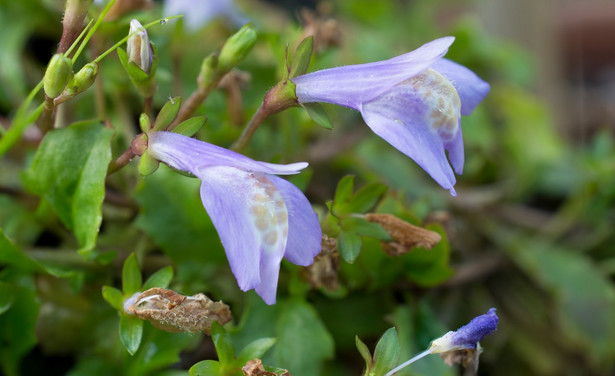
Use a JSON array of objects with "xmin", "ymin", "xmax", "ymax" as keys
[{"xmin": 430, "ymin": 308, "xmax": 499, "ymax": 352}]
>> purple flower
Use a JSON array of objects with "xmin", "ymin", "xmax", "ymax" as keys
[
  {"xmin": 164, "ymin": 0, "xmax": 248, "ymax": 32},
  {"xmin": 291, "ymin": 37, "xmax": 490, "ymax": 196},
  {"xmin": 147, "ymin": 131, "xmax": 322, "ymax": 304},
  {"xmin": 429, "ymin": 308, "xmax": 499, "ymax": 352}
]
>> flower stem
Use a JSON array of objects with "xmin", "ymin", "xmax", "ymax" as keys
[
  {"xmin": 231, "ymin": 104, "xmax": 270, "ymax": 151},
  {"xmin": 384, "ymin": 349, "xmax": 432, "ymax": 376},
  {"xmin": 107, "ymin": 148, "xmax": 135, "ymax": 175},
  {"xmin": 167, "ymin": 82, "xmax": 217, "ymax": 130}
]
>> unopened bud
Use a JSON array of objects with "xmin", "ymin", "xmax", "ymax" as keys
[
  {"xmin": 126, "ymin": 19, "xmax": 154, "ymax": 73},
  {"xmin": 43, "ymin": 54, "xmax": 73, "ymax": 98},
  {"xmin": 197, "ymin": 54, "xmax": 218, "ymax": 89},
  {"xmin": 218, "ymin": 24, "xmax": 257, "ymax": 73},
  {"xmin": 66, "ymin": 62, "xmax": 99, "ymax": 96},
  {"xmin": 139, "ymin": 112, "xmax": 151, "ymax": 133}
]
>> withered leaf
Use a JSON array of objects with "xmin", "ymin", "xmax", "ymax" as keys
[
  {"xmin": 126, "ymin": 287, "xmax": 231, "ymax": 334},
  {"xmin": 365, "ymin": 213, "xmax": 442, "ymax": 256},
  {"xmin": 301, "ymin": 235, "xmax": 340, "ymax": 290},
  {"xmin": 242, "ymin": 359, "xmax": 291, "ymax": 376}
]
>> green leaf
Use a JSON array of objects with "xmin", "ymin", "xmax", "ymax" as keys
[
  {"xmin": 122, "ymin": 254, "xmax": 142, "ymax": 295},
  {"xmin": 24, "ymin": 121, "xmax": 113, "ymax": 254},
  {"xmin": 143, "ymin": 266, "xmax": 174, "ymax": 290},
  {"xmin": 0, "ymin": 229, "xmax": 43, "ymax": 272},
  {"xmin": 344, "ymin": 182, "xmax": 387, "ymax": 214},
  {"xmin": 355, "ymin": 336, "xmax": 372, "ymax": 374},
  {"xmin": 211, "ymin": 321, "xmax": 235, "ymax": 366},
  {"xmin": 172, "ymin": 116, "xmax": 207, "ymax": 137},
  {"xmin": 372, "ymin": 327, "xmax": 400, "ymax": 376},
  {"xmin": 102, "ymin": 285, "xmax": 124, "ymax": 312},
  {"xmin": 341, "ymin": 217, "xmax": 391, "ymax": 241},
  {"xmin": 237, "ymin": 337, "xmax": 277, "ymax": 363},
  {"xmin": 189, "ymin": 360, "xmax": 220, "ymax": 376},
  {"xmin": 290, "ymin": 36, "xmax": 314, "ymax": 78},
  {"xmin": 302, "ymin": 102, "xmax": 334, "ymax": 130},
  {"xmin": 274, "ymin": 299, "xmax": 334, "ymax": 376},
  {"xmin": 120, "ymin": 314, "xmax": 143, "ymax": 355},
  {"xmin": 154, "ymin": 96, "xmax": 182, "ymax": 131},
  {"xmin": 0, "ymin": 281, "xmax": 15, "ymax": 315},
  {"xmin": 338, "ymin": 231, "xmax": 362, "ymax": 263},
  {"xmin": 404, "ymin": 226, "xmax": 453, "ymax": 286},
  {"xmin": 333, "ymin": 175, "xmax": 355, "ymax": 212}
]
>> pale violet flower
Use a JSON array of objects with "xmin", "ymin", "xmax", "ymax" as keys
[
  {"xmin": 164, "ymin": 0, "xmax": 248, "ymax": 32},
  {"xmin": 147, "ymin": 131, "xmax": 322, "ymax": 304},
  {"xmin": 291, "ymin": 36, "xmax": 490, "ymax": 196},
  {"xmin": 385, "ymin": 308, "xmax": 499, "ymax": 376}
]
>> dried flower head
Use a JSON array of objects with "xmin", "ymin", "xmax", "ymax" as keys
[
  {"xmin": 242, "ymin": 359, "xmax": 291, "ymax": 376},
  {"xmin": 365, "ymin": 213, "xmax": 442, "ymax": 256},
  {"xmin": 301, "ymin": 235, "xmax": 340, "ymax": 290},
  {"xmin": 125, "ymin": 287, "xmax": 231, "ymax": 334}
]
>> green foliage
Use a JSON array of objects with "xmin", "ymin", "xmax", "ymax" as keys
[
  {"xmin": 24, "ymin": 121, "xmax": 113, "ymax": 255},
  {"xmin": 372, "ymin": 328, "xmax": 401, "ymax": 376}
]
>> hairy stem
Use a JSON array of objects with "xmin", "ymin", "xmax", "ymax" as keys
[{"xmin": 231, "ymin": 104, "xmax": 270, "ymax": 151}]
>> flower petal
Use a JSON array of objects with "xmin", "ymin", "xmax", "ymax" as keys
[
  {"xmin": 148, "ymin": 131, "xmax": 308, "ymax": 176},
  {"xmin": 268, "ymin": 175, "xmax": 322, "ymax": 266},
  {"xmin": 360, "ymin": 85, "xmax": 458, "ymax": 195},
  {"xmin": 430, "ymin": 308, "xmax": 499, "ymax": 353},
  {"xmin": 444, "ymin": 120, "xmax": 464, "ymax": 175},
  {"xmin": 292, "ymin": 37, "xmax": 454, "ymax": 109},
  {"xmin": 198, "ymin": 167, "xmax": 289, "ymax": 303},
  {"xmin": 431, "ymin": 59, "xmax": 490, "ymax": 116}
]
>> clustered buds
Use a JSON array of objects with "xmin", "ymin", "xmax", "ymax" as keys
[
  {"xmin": 43, "ymin": 53, "xmax": 73, "ymax": 98},
  {"xmin": 218, "ymin": 24, "xmax": 257, "ymax": 74}
]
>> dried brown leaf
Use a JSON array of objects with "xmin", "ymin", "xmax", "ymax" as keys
[
  {"xmin": 365, "ymin": 213, "xmax": 442, "ymax": 256},
  {"xmin": 242, "ymin": 359, "xmax": 291, "ymax": 376},
  {"xmin": 301, "ymin": 235, "xmax": 340, "ymax": 290}
]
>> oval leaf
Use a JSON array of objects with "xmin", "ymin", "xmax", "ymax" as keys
[
  {"xmin": 154, "ymin": 96, "xmax": 182, "ymax": 131},
  {"xmin": 290, "ymin": 36, "xmax": 314, "ymax": 78},
  {"xmin": 302, "ymin": 102, "xmax": 334, "ymax": 130},
  {"xmin": 120, "ymin": 314, "xmax": 143, "ymax": 355},
  {"xmin": 211, "ymin": 321, "xmax": 235, "ymax": 366},
  {"xmin": 338, "ymin": 231, "xmax": 362, "ymax": 263},
  {"xmin": 237, "ymin": 337, "xmax": 277, "ymax": 363},
  {"xmin": 189, "ymin": 360, "xmax": 221, "ymax": 376},
  {"xmin": 102, "ymin": 285, "xmax": 124, "ymax": 312},
  {"xmin": 372, "ymin": 327, "xmax": 400, "ymax": 376},
  {"xmin": 122, "ymin": 254, "xmax": 142, "ymax": 295},
  {"xmin": 173, "ymin": 116, "xmax": 207, "ymax": 137},
  {"xmin": 143, "ymin": 265, "xmax": 174, "ymax": 290}
]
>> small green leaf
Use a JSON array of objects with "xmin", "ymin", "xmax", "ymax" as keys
[
  {"xmin": 211, "ymin": 321, "xmax": 235, "ymax": 366},
  {"xmin": 0, "ymin": 281, "xmax": 15, "ymax": 315},
  {"xmin": 341, "ymin": 217, "xmax": 391, "ymax": 241},
  {"xmin": 355, "ymin": 336, "xmax": 372, "ymax": 374},
  {"xmin": 23, "ymin": 121, "xmax": 113, "ymax": 255},
  {"xmin": 372, "ymin": 327, "xmax": 400, "ymax": 376},
  {"xmin": 290, "ymin": 36, "xmax": 314, "ymax": 78},
  {"xmin": 237, "ymin": 338, "xmax": 277, "ymax": 363},
  {"xmin": 173, "ymin": 116, "xmax": 207, "ymax": 137},
  {"xmin": 302, "ymin": 102, "xmax": 334, "ymax": 130},
  {"xmin": 117, "ymin": 47, "xmax": 129, "ymax": 67},
  {"xmin": 102, "ymin": 286, "xmax": 124, "ymax": 312},
  {"xmin": 189, "ymin": 360, "xmax": 221, "ymax": 376},
  {"xmin": 338, "ymin": 231, "xmax": 362, "ymax": 263},
  {"xmin": 138, "ymin": 150, "xmax": 160, "ymax": 176},
  {"xmin": 154, "ymin": 96, "xmax": 182, "ymax": 131},
  {"xmin": 343, "ymin": 183, "xmax": 387, "ymax": 214},
  {"xmin": 143, "ymin": 266, "xmax": 174, "ymax": 290},
  {"xmin": 0, "ymin": 229, "xmax": 43, "ymax": 272},
  {"xmin": 122, "ymin": 254, "xmax": 142, "ymax": 295},
  {"xmin": 120, "ymin": 314, "xmax": 143, "ymax": 355},
  {"xmin": 333, "ymin": 176, "xmax": 355, "ymax": 212}
]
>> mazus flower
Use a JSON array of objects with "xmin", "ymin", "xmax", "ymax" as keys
[
  {"xmin": 147, "ymin": 131, "xmax": 322, "ymax": 304},
  {"xmin": 291, "ymin": 36, "xmax": 490, "ymax": 196},
  {"xmin": 385, "ymin": 308, "xmax": 499, "ymax": 376},
  {"xmin": 164, "ymin": 0, "xmax": 248, "ymax": 32}
]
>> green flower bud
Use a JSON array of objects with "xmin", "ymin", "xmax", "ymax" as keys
[
  {"xmin": 197, "ymin": 54, "xmax": 218, "ymax": 90},
  {"xmin": 127, "ymin": 19, "xmax": 153, "ymax": 74},
  {"xmin": 43, "ymin": 53, "xmax": 73, "ymax": 98},
  {"xmin": 139, "ymin": 113, "xmax": 151, "ymax": 133},
  {"xmin": 218, "ymin": 24, "xmax": 257, "ymax": 73},
  {"xmin": 66, "ymin": 62, "xmax": 99, "ymax": 96}
]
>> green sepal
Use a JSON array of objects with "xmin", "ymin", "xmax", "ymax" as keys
[
  {"xmin": 173, "ymin": 116, "xmax": 207, "ymax": 137},
  {"xmin": 117, "ymin": 46, "xmax": 158, "ymax": 97},
  {"xmin": 355, "ymin": 336, "xmax": 373, "ymax": 375},
  {"xmin": 139, "ymin": 150, "xmax": 160, "ymax": 176},
  {"xmin": 302, "ymin": 102, "xmax": 334, "ymax": 130},
  {"xmin": 153, "ymin": 96, "xmax": 182, "ymax": 131},
  {"xmin": 102, "ymin": 285, "xmax": 124, "ymax": 312},
  {"xmin": 142, "ymin": 265, "xmax": 174, "ymax": 290},
  {"xmin": 139, "ymin": 113, "xmax": 151, "ymax": 133},
  {"xmin": 211, "ymin": 321, "xmax": 235, "ymax": 366},
  {"xmin": 122, "ymin": 253, "xmax": 142, "ymax": 295},
  {"xmin": 120, "ymin": 314, "xmax": 143, "ymax": 355},
  {"xmin": 189, "ymin": 360, "xmax": 221, "ymax": 376},
  {"xmin": 290, "ymin": 36, "xmax": 314, "ymax": 78},
  {"xmin": 338, "ymin": 230, "xmax": 362, "ymax": 263},
  {"xmin": 372, "ymin": 327, "xmax": 400, "ymax": 376}
]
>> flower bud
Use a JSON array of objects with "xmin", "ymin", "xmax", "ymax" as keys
[
  {"xmin": 217, "ymin": 24, "xmax": 256, "ymax": 73},
  {"xmin": 43, "ymin": 54, "xmax": 73, "ymax": 98},
  {"xmin": 126, "ymin": 19, "xmax": 153, "ymax": 73},
  {"xmin": 197, "ymin": 53, "xmax": 218, "ymax": 89},
  {"xmin": 66, "ymin": 62, "xmax": 99, "ymax": 96}
]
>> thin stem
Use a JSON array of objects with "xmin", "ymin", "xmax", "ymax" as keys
[
  {"xmin": 168, "ymin": 84, "xmax": 216, "ymax": 130},
  {"xmin": 65, "ymin": 19, "xmax": 93, "ymax": 57},
  {"xmin": 384, "ymin": 349, "xmax": 432, "ymax": 376},
  {"xmin": 144, "ymin": 96, "xmax": 154, "ymax": 120},
  {"xmin": 231, "ymin": 104, "xmax": 270, "ymax": 151},
  {"xmin": 107, "ymin": 148, "xmax": 135, "ymax": 175},
  {"xmin": 71, "ymin": 0, "xmax": 117, "ymax": 63}
]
